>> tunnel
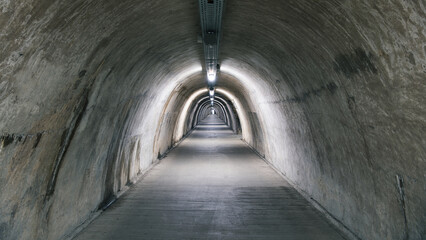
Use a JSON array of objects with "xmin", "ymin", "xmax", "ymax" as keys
[{"xmin": 0, "ymin": 0, "xmax": 425, "ymax": 239}]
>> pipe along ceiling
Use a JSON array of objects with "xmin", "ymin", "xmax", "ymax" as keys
[
  {"xmin": 0, "ymin": 1, "xmax": 425, "ymax": 240},
  {"xmin": 199, "ymin": 0, "xmax": 225, "ymax": 109}
]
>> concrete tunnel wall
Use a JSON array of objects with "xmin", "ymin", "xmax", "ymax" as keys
[{"xmin": 0, "ymin": 1, "xmax": 425, "ymax": 240}]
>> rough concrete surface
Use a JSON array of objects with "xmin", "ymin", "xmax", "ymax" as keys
[{"xmin": 0, "ymin": 0, "xmax": 425, "ymax": 240}]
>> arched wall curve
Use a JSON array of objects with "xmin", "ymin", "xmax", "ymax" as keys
[
  {"xmin": 0, "ymin": 1, "xmax": 424, "ymax": 240},
  {"xmin": 197, "ymin": 101, "xmax": 226, "ymax": 121},
  {"xmin": 195, "ymin": 98, "xmax": 229, "ymax": 123},
  {"xmin": 187, "ymin": 94, "xmax": 241, "ymax": 133}
]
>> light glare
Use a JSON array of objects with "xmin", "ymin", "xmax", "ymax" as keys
[
  {"xmin": 208, "ymin": 73, "xmax": 216, "ymax": 81},
  {"xmin": 207, "ymin": 69, "xmax": 216, "ymax": 82}
]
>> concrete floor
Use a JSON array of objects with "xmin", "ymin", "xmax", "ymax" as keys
[{"xmin": 74, "ymin": 115, "xmax": 346, "ymax": 240}]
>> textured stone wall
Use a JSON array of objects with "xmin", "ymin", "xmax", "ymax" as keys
[
  {"xmin": 0, "ymin": 1, "xmax": 203, "ymax": 239},
  {"xmin": 0, "ymin": 0, "xmax": 424, "ymax": 240},
  {"xmin": 218, "ymin": 1, "xmax": 425, "ymax": 239}
]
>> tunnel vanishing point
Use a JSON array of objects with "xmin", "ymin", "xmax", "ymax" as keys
[{"xmin": 0, "ymin": 0, "xmax": 425, "ymax": 240}]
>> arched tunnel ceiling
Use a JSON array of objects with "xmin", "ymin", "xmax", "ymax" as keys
[{"xmin": 0, "ymin": 1, "xmax": 424, "ymax": 240}]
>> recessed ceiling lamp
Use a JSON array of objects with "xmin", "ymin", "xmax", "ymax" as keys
[
  {"xmin": 207, "ymin": 70, "xmax": 216, "ymax": 82},
  {"xmin": 199, "ymin": 0, "xmax": 224, "ymax": 89}
]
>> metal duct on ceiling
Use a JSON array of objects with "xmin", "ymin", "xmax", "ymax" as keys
[{"xmin": 199, "ymin": 0, "xmax": 224, "ymax": 88}]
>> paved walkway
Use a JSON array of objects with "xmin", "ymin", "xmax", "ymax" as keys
[{"xmin": 74, "ymin": 115, "xmax": 346, "ymax": 240}]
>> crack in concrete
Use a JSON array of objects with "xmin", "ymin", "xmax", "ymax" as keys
[
  {"xmin": 396, "ymin": 174, "xmax": 409, "ymax": 240},
  {"xmin": 44, "ymin": 60, "xmax": 106, "ymax": 201}
]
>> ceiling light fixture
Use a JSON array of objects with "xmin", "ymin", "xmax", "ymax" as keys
[
  {"xmin": 207, "ymin": 70, "xmax": 216, "ymax": 82},
  {"xmin": 199, "ymin": 0, "xmax": 224, "ymax": 94}
]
